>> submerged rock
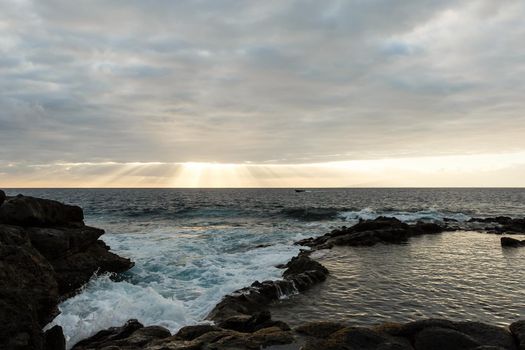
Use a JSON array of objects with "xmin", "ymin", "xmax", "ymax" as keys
[{"xmin": 0, "ymin": 192, "xmax": 134, "ymax": 350}]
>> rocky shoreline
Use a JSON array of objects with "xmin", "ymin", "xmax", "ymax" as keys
[
  {"xmin": 0, "ymin": 191, "xmax": 134, "ymax": 350},
  {"xmin": 2, "ymin": 191, "xmax": 524, "ymax": 350},
  {"xmin": 73, "ymin": 216, "xmax": 525, "ymax": 349}
]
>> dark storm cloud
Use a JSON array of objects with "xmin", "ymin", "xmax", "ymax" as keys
[{"xmin": 1, "ymin": 0, "xmax": 525, "ymax": 167}]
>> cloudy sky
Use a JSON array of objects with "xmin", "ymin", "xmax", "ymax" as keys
[{"xmin": 1, "ymin": 0, "xmax": 525, "ymax": 187}]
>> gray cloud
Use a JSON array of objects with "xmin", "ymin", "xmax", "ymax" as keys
[{"xmin": 1, "ymin": 0, "xmax": 525, "ymax": 167}]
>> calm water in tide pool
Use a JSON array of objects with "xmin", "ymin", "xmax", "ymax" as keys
[
  {"xmin": 4, "ymin": 188, "xmax": 525, "ymax": 348},
  {"xmin": 271, "ymin": 231, "xmax": 525, "ymax": 327}
]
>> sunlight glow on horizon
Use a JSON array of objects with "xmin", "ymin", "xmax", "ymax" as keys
[{"xmin": 2, "ymin": 151, "xmax": 525, "ymax": 188}]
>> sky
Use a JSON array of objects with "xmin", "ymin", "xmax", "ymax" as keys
[{"xmin": 1, "ymin": 0, "xmax": 525, "ymax": 187}]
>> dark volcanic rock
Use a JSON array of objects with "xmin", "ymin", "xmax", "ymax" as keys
[
  {"xmin": 0, "ymin": 192, "xmax": 134, "ymax": 350},
  {"xmin": 207, "ymin": 254, "xmax": 328, "ymax": 323},
  {"xmin": 501, "ymin": 237, "xmax": 525, "ymax": 248},
  {"xmin": 217, "ymin": 311, "xmax": 290, "ymax": 334},
  {"xmin": 413, "ymin": 327, "xmax": 480, "ymax": 350},
  {"xmin": 0, "ymin": 189, "xmax": 5, "ymax": 206},
  {"xmin": 295, "ymin": 321, "xmax": 347, "ymax": 338},
  {"xmin": 24, "ymin": 225, "xmax": 104, "ymax": 260},
  {"xmin": 175, "ymin": 324, "xmax": 222, "ymax": 340},
  {"xmin": 297, "ymin": 217, "xmax": 445, "ymax": 249},
  {"xmin": 73, "ymin": 317, "xmax": 525, "ymax": 350},
  {"xmin": 283, "ymin": 255, "xmax": 329, "ymax": 278},
  {"xmin": 72, "ymin": 319, "xmax": 155, "ymax": 349},
  {"xmin": 469, "ymin": 216, "xmax": 514, "ymax": 225},
  {"xmin": 454, "ymin": 322, "xmax": 517, "ymax": 350},
  {"xmin": 44, "ymin": 325, "xmax": 66, "ymax": 350},
  {"xmin": 52, "ymin": 239, "xmax": 133, "ymax": 296},
  {"xmin": 303, "ymin": 326, "xmax": 412, "ymax": 350},
  {"xmin": 73, "ymin": 319, "xmax": 294, "ymax": 350},
  {"xmin": 20, "ymin": 224, "xmax": 133, "ymax": 295},
  {"xmin": 469, "ymin": 216, "xmax": 525, "ymax": 233},
  {"xmin": 0, "ymin": 195, "xmax": 84, "ymax": 227},
  {"xmin": 510, "ymin": 320, "xmax": 525, "ymax": 350},
  {"xmin": 0, "ymin": 225, "xmax": 60, "ymax": 350},
  {"xmin": 388, "ymin": 318, "xmax": 457, "ymax": 337}
]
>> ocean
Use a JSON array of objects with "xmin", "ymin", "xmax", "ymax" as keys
[{"xmin": 5, "ymin": 188, "xmax": 525, "ymax": 347}]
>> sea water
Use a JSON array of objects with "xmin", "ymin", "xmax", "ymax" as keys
[
  {"xmin": 271, "ymin": 231, "xmax": 525, "ymax": 327},
  {"xmin": 5, "ymin": 188, "xmax": 525, "ymax": 347}
]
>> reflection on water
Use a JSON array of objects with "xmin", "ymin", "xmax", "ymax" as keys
[{"xmin": 271, "ymin": 232, "xmax": 525, "ymax": 327}]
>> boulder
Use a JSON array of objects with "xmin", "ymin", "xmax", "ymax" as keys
[
  {"xmin": 175, "ymin": 324, "xmax": 222, "ymax": 341},
  {"xmin": 72, "ymin": 319, "xmax": 146, "ymax": 349},
  {"xmin": 387, "ymin": 319, "xmax": 457, "ymax": 337},
  {"xmin": 454, "ymin": 321, "xmax": 517, "ymax": 350},
  {"xmin": 204, "ymin": 326, "xmax": 295, "ymax": 350},
  {"xmin": 73, "ymin": 320, "xmax": 294, "ymax": 350},
  {"xmin": 510, "ymin": 320, "xmax": 525, "ymax": 350},
  {"xmin": 295, "ymin": 321, "xmax": 347, "ymax": 338},
  {"xmin": 0, "ymin": 189, "xmax": 5, "ymax": 206},
  {"xmin": 501, "ymin": 237, "xmax": 525, "ymax": 248},
  {"xmin": 413, "ymin": 327, "xmax": 480, "ymax": 350},
  {"xmin": 217, "ymin": 311, "xmax": 290, "ymax": 333},
  {"xmin": 0, "ymin": 195, "xmax": 84, "ymax": 227},
  {"xmin": 303, "ymin": 326, "xmax": 412, "ymax": 350}
]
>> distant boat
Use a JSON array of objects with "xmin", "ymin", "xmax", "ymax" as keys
[{"xmin": 295, "ymin": 189, "xmax": 306, "ymax": 193}]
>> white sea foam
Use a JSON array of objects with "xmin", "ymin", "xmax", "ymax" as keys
[{"xmin": 47, "ymin": 226, "xmax": 306, "ymax": 349}]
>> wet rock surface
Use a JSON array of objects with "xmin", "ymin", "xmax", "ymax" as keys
[
  {"xmin": 73, "ymin": 318, "xmax": 294, "ymax": 350},
  {"xmin": 72, "ymin": 318, "xmax": 525, "ymax": 350},
  {"xmin": 510, "ymin": 320, "xmax": 525, "ymax": 350},
  {"xmin": 468, "ymin": 217, "xmax": 525, "ymax": 234},
  {"xmin": 501, "ymin": 236, "xmax": 525, "ymax": 247},
  {"xmin": 0, "ymin": 194, "xmax": 84, "ymax": 227},
  {"xmin": 296, "ymin": 217, "xmax": 446, "ymax": 249},
  {"xmin": 0, "ymin": 192, "xmax": 134, "ymax": 350},
  {"xmin": 206, "ymin": 253, "xmax": 329, "ymax": 323}
]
